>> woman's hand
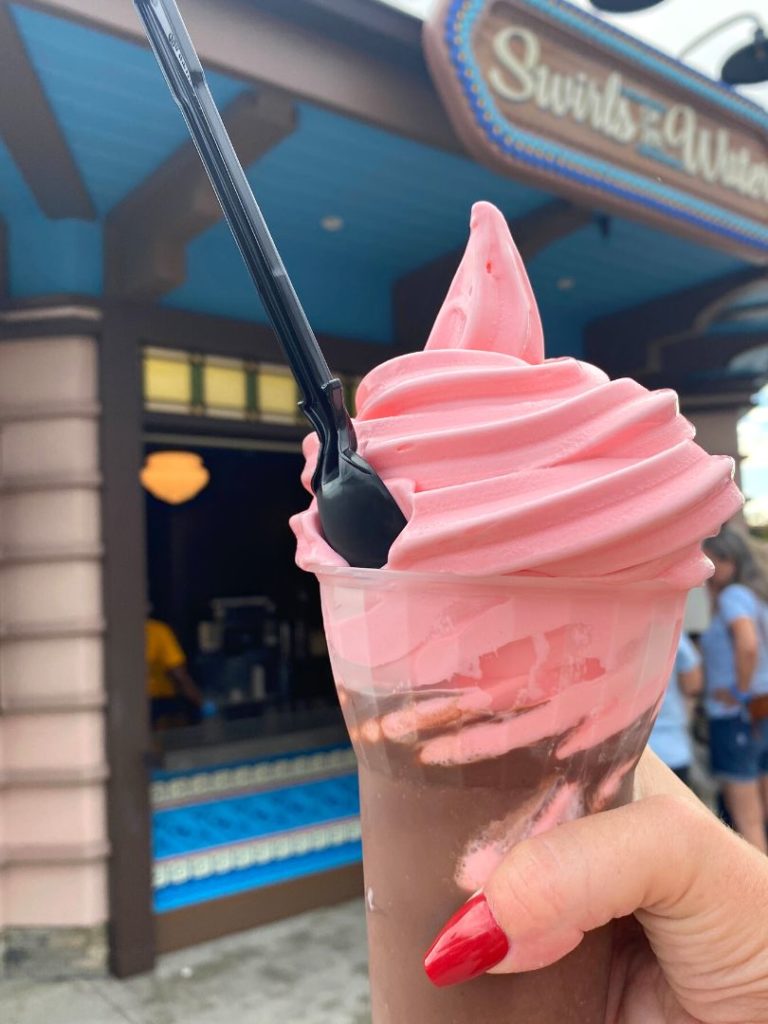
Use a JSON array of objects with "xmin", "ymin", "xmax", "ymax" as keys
[{"xmin": 424, "ymin": 750, "xmax": 768, "ymax": 1023}]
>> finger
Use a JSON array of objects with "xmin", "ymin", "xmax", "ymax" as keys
[
  {"xmin": 425, "ymin": 757, "xmax": 767, "ymax": 991},
  {"xmin": 423, "ymin": 785, "xmax": 704, "ymax": 985},
  {"xmin": 487, "ymin": 752, "xmax": 706, "ymax": 974},
  {"xmin": 483, "ymin": 791, "xmax": 713, "ymax": 974}
]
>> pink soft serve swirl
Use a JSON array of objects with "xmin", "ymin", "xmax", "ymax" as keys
[{"xmin": 290, "ymin": 202, "xmax": 742, "ymax": 585}]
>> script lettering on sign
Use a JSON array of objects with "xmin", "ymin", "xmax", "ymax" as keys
[
  {"xmin": 488, "ymin": 25, "xmax": 768, "ymax": 205},
  {"xmin": 424, "ymin": 0, "xmax": 768, "ymax": 259},
  {"xmin": 490, "ymin": 28, "xmax": 638, "ymax": 144}
]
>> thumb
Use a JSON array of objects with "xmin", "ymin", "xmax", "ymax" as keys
[
  {"xmin": 483, "ymin": 792, "xmax": 710, "ymax": 974},
  {"xmin": 424, "ymin": 760, "xmax": 768, "ymax": 1005}
]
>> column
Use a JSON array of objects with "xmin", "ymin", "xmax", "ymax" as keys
[{"xmin": 0, "ymin": 327, "xmax": 109, "ymax": 977}]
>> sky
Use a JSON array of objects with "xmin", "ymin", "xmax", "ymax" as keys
[
  {"xmin": 740, "ymin": 388, "xmax": 768, "ymax": 527},
  {"xmin": 379, "ymin": 0, "xmax": 768, "ymax": 523}
]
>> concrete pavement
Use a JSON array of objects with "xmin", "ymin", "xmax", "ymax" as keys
[{"xmin": 2, "ymin": 901, "xmax": 371, "ymax": 1024}]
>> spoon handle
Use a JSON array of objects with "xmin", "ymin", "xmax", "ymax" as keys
[{"xmin": 134, "ymin": 0, "xmax": 336, "ymax": 420}]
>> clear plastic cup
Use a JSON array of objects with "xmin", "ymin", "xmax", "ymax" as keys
[{"xmin": 314, "ymin": 566, "xmax": 686, "ymax": 1024}]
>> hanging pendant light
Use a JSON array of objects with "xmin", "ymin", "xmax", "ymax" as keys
[
  {"xmin": 678, "ymin": 14, "xmax": 768, "ymax": 86},
  {"xmin": 722, "ymin": 28, "xmax": 768, "ymax": 85},
  {"xmin": 140, "ymin": 451, "xmax": 210, "ymax": 505},
  {"xmin": 590, "ymin": 0, "xmax": 768, "ymax": 84},
  {"xmin": 590, "ymin": 0, "xmax": 663, "ymax": 12}
]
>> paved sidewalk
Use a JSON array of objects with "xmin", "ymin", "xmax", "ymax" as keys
[
  {"xmin": 2, "ymin": 756, "xmax": 719, "ymax": 1024},
  {"xmin": 2, "ymin": 901, "xmax": 371, "ymax": 1024}
]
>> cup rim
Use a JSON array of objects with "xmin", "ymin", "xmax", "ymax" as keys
[{"xmin": 306, "ymin": 563, "xmax": 687, "ymax": 596}]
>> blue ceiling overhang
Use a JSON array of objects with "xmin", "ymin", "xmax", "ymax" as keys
[
  {"xmin": 0, "ymin": 2, "xmax": 759, "ymax": 361},
  {"xmin": 0, "ymin": 130, "xmax": 102, "ymax": 296},
  {"xmin": 9, "ymin": 215, "xmax": 102, "ymax": 296},
  {"xmin": 164, "ymin": 101, "xmax": 552, "ymax": 344},
  {"xmin": 10, "ymin": 4, "xmax": 247, "ymax": 215}
]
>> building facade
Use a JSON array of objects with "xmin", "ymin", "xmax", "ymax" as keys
[{"xmin": 0, "ymin": 0, "xmax": 765, "ymax": 978}]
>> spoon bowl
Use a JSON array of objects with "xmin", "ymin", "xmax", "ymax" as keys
[
  {"xmin": 134, "ymin": 0, "xmax": 406, "ymax": 568},
  {"xmin": 310, "ymin": 380, "xmax": 406, "ymax": 570}
]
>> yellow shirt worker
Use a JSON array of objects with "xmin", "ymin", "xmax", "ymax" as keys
[{"xmin": 145, "ymin": 618, "xmax": 204, "ymax": 726}]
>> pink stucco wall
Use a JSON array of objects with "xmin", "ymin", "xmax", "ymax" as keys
[{"xmin": 0, "ymin": 330, "xmax": 109, "ymax": 934}]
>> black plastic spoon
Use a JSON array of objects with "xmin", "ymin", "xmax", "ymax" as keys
[{"xmin": 134, "ymin": 0, "xmax": 406, "ymax": 569}]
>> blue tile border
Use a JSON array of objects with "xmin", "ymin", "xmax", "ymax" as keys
[
  {"xmin": 154, "ymin": 775, "xmax": 361, "ymax": 857},
  {"xmin": 439, "ymin": 0, "xmax": 768, "ymax": 255},
  {"xmin": 151, "ymin": 746, "xmax": 357, "ymax": 808},
  {"xmin": 151, "ymin": 746, "xmax": 362, "ymax": 912},
  {"xmin": 154, "ymin": 839, "xmax": 362, "ymax": 912}
]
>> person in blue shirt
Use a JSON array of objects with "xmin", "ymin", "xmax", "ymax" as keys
[
  {"xmin": 649, "ymin": 633, "xmax": 702, "ymax": 786},
  {"xmin": 701, "ymin": 526, "xmax": 768, "ymax": 852}
]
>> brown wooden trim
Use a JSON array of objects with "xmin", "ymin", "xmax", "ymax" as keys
[
  {"xmin": 0, "ymin": 764, "xmax": 109, "ymax": 789},
  {"xmin": 0, "ymin": 295, "xmax": 390, "ymax": 375},
  {"xmin": 0, "ymin": 544, "xmax": 103, "ymax": 566},
  {"xmin": 0, "ymin": 296, "xmax": 103, "ymax": 340},
  {"xmin": 716, "ymin": 302, "xmax": 768, "ymax": 327},
  {"xmin": 681, "ymin": 396, "xmax": 760, "ymax": 414},
  {"xmin": 105, "ymin": 92, "xmax": 296, "ymax": 301},
  {"xmin": 106, "ymin": 301, "xmax": 393, "ymax": 376},
  {"xmin": 2, "ymin": 838, "xmax": 111, "ymax": 867},
  {"xmin": 99, "ymin": 310, "xmax": 155, "ymax": 978},
  {"xmin": 0, "ymin": 400, "xmax": 100, "ymax": 424},
  {"xmin": 156, "ymin": 863, "xmax": 364, "ymax": 954},
  {"xmin": 0, "ymin": 316, "xmax": 104, "ymax": 341},
  {"xmin": 0, "ymin": 617, "xmax": 105, "ymax": 641},
  {"xmin": 701, "ymin": 279, "xmax": 768, "ymax": 333},
  {"xmin": 0, "ymin": 472, "xmax": 102, "ymax": 496},
  {"xmin": 659, "ymin": 330, "xmax": 768, "ymax": 374},
  {"xmin": 585, "ymin": 268, "xmax": 768, "ymax": 378},
  {"xmin": 644, "ymin": 369, "xmax": 765, "ymax": 399},
  {"xmin": 0, "ymin": 219, "xmax": 7, "ymax": 300},
  {"xmin": 393, "ymin": 200, "xmax": 592, "ymax": 352},
  {"xmin": 510, "ymin": 199, "xmax": 594, "ymax": 258},
  {"xmin": 0, "ymin": 292, "xmax": 102, "ymax": 314},
  {"xmin": 144, "ymin": 411, "xmax": 306, "ymax": 447},
  {"xmin": 0, "ymin": 2, "xmax": 95, "ymax": 220},
  {"xmin": 2, "ymin": 693, "xmax": 106, "ymax": 713},
  {"xmin": 17, "ymin": 0, "xmax": 460, "ymax": 153}
]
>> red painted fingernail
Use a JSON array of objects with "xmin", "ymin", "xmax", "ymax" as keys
[{"xmin": 424, "ymin": 893, "xmax": 509, "ymax": 988}]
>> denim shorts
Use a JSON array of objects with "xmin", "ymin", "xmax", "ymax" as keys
[{"xmin": 709, "ymin": 713, "xmax": 768, "ymax": 783}]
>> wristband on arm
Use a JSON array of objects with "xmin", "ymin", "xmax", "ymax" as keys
[{"xmin": 729, "ymin": 685, "xmax": 751, "ymax": 704}]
